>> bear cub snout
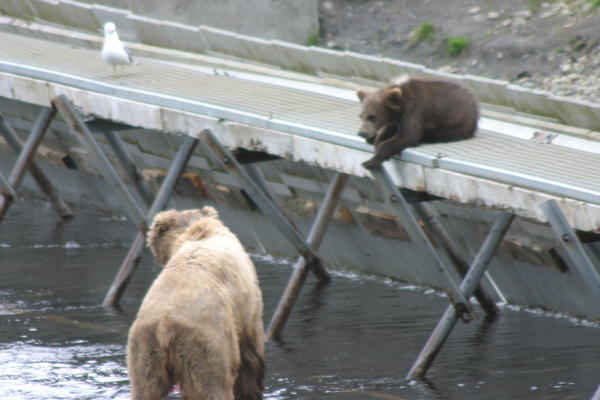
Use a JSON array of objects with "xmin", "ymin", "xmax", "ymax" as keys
[{"xmin": 357, "ymin": 76, "xmax": 479, "ymax": 169}]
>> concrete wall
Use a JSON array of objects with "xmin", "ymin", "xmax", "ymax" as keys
[{"xmin": 75, "ymin": 0, "xmax": 319, "ymax": 44}]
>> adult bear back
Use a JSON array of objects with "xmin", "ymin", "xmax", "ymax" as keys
[{"xmin": 127, "ymin": 207, "xmax": 265, "ymax": 400}]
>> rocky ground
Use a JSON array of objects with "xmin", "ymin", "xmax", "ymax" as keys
[{"xmin": 318, "ymin": 0, "xmax": 600, "ymax": 103}]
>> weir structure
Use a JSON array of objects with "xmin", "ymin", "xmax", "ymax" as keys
[{"xmin": 1, "ymin": 0, "xmax": 600, "ymax": 387}]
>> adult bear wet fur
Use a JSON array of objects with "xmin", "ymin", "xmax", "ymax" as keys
[{"xmin": 127, "ymin": 207, "xmax": 265, "ymax": 400}]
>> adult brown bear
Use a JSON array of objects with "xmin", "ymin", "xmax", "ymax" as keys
[
  {"xmin": 357, "ymin": 76, "xmax": 479, "ymax": 169},
  {"xmin": 127, "ymin": 207, "xmax": 265, "ymax": 400}
]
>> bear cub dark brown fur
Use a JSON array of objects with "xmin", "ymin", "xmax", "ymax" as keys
[{"xmin": 357, "ymin": 77, "xmax": 479, "ymax": 169}]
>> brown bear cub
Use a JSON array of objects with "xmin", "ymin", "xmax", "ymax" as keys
[
  {"xmin": 357, "ymin": 76, "xmax": 479, "ymax": 169},
  {"xmin": 127, "ymin": 207, "xmax": 265, "ymax": 400}
]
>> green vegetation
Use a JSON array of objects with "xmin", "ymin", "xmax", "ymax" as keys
[
  {"xmin": 413, "ymin": 21, "xmax": 435, "ymax": 42},
  {"xmin": 587, "ymin": 0, "xmax": 600, "ymax": 9},
  {"xmin": 568, "ymin": 35, "xmax": 586, "ymax": 51},
  {"xmin": 446, "ymin": 36, "xmax": 470, "ymax": 56},
  {"xmin": 528, "ymin": 0, "xmax": 558, "ymax": 13},
  {"xmin": 307, "ymin": 29, "xmax": 320, "ymax": 46},
  {"xmin": 528, "ymin": 0, "xmax": 543, "ymax": 13}
]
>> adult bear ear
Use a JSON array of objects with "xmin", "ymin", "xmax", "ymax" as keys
[
  {"xmin": 382, "ymin": 87, "xmax": 403, "ymax": 111},
  {"xmin": 357, "ymin": 90, "xmax": 370, "ymax": 103},
  {"xmin": 150, "ymin": 210, "xmax": 176, "ymax": 235},
  {"xmin": 201, "ymin": 206, "xmax": 219, "ymax": 218}
]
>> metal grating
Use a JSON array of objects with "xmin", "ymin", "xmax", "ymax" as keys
[{"xmin": 1, "ymin": 31, "xmax": 599, "ymax": 205}]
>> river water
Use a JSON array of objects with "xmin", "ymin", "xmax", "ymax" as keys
[{"xmin": 0, "ymin": 200, "xmax": 599, "ymax": 399}]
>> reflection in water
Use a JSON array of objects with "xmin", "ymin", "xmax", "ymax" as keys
[{"xmin": 0, "ymin": 201, "xmax": 599, "ymax": 399}]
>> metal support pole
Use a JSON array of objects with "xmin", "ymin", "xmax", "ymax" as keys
[
  {"xmin": 102, "ymin": 136, "xmax": 199, "ymax": 307},
  {"xmin": 370, "ymin": 167, "xmax": 475, "ymax": 322},
  {"xmin": 52, "ymin": 95, "xmax": 148, "ymax": 232},
  {"xmin": 102, "ymin": 130, "xmax": 154, "ymax": 208},
  {"xmin": 591, "ymin": 384, "xmax": 600, "ymax": 400},
  {"xmin": 0, "ymin": 106, "xmax": 57, "ymax": 220},
  {"xmin": 406, "ymin": 213, "xmax": 514, "ymax": 380},
  {"xmin": 541, "ymin": 200, "xmax": 600, "ymax": 297},
  {"xmin": 242, "ymin": 163, "xmax": 275, "ymax": 202},
  {"xmin": 102, "ymin": 231, "xmax": 145, "ymax": 308},
  {"xmin": 0, "ymin": 170, "xmax": 15, "ymax": 198},
  {"xmin": 414, "ymin": 203, "xmax": 498, "ymax": 317},
  {"xmin": 0, "ymin": 114, "xmax": 73, "ymax": 219},
  {"xmin": 267, "ymin": 173, "xmax": 349, "ymax": 340},
  {"xmin": 197, "ymin": 128, "xmax": 330, "ymax": 283},
  {"xmin": 242, "ymin": 162, "xmax": 299, "ymax": 224}
]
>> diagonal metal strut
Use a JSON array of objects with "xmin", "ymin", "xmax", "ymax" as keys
[
  {"xmin": 406, "ymin": 212, "xmax": 514, "ymax": 379},
  {"xmin": 0, "ymin": 106, "xmax": 57, "ymax": 221},
  {"xmin": 50, "ymin": 95, "xmax": 201, "ymax": 307},
  {"xmin": 370, "ymin": 167, "xmax": 476, "ymax": 322},
  {"xmin": 101, "ymin": 129, "xmax": 155, "ymax": 208},
  {"xmin": 541, "ymin": 199, "xmax": 600, "ymax": 298},
  {"xmin": 53, "ymin": 95, "xmax": 148, "ymax": 232},
  {"xmin": 267, "ymin": 172, "xmax": 349, "ymax": 340},
  {"xmin": 0, "ymin": 170, "xmax": 14, "ymax": 198},
  {"xmin": 0, "ymin": 114, "xmax": 73, "ymax": 219},
  {"xmin": 197, "ymin": 128, "xmax": 330, "ymax": 283},
  {"xmin": 414, "ymin": 202, "xmax": 499, "ymax": 317},
  {"xmin": 103, "ymin": 135, "xmax": 199, "ymax": 307}
]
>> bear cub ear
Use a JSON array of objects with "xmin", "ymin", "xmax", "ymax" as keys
[
  {"xmin": 357, "ymin": 89, "xmax": 370, "ymax": 103},
  {"xmin": 382, "ymin": 87, "xmax": 403, "ymax": 110}
]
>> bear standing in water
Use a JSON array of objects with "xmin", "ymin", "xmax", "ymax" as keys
[
  {"xmin": 127, "ymin": 207, "xmax": 264, "ymax": 400},
  {"xmin": 357, "ymin": 77, "xmax": 479, "ymax": 169}
]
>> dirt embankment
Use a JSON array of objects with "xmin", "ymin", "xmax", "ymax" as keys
[{"xmin": 318, "ymin": 0, "xmax": 600, "ymax": 102}]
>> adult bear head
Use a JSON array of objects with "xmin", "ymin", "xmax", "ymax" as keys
[{"xmin": 147, "ymin": 206, "xmax": 220, "ymax": 266}]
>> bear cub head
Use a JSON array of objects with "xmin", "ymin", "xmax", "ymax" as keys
[
  {"xmin": 147, "ymin": 206, "xmax": 219, "ymax": 266},
  {"xmin": 356, "ymin": 85, "xmax": 404, "ymax": 145}
]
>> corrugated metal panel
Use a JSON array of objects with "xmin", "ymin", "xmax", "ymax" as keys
[{"xmin": 415, "ymin": 132, "xmax": 600, "ymax": 204}]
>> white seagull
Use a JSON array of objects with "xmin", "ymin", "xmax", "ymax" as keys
[{"xmin": 101, "ymin": 22, "xmax": 137, "ymax": 76}]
